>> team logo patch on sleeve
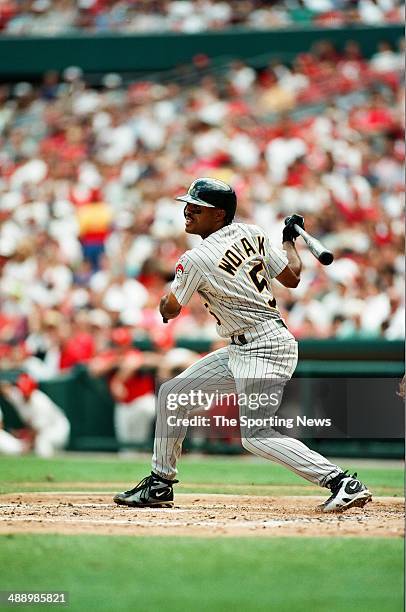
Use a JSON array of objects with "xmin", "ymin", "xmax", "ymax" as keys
[{"xmin": 175, "ymin": 263, "xmax": 184, "ymax": 279}]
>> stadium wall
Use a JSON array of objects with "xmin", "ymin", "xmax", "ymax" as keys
[
  {"xmin": 1, "ymin": 340, "xmax": 403, "ymax": 457},
  {"xmin": 0, "ymin": 24, "xmax": 402, "ymax": 77}
]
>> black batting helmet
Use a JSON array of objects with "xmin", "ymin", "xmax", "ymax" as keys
[{"xmin": 176, "ymin": 177, "xmax": 237, "ymax": 223}]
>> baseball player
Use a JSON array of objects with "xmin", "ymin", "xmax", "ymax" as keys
[
  {"xmin": 1, "ymin": 374, "xmax": 70, "ymax": 458},
  {"xmin": 114, "ymin": 178, "xmax": 372, "ymax": 513},
  {"xmin": 0, "ymin": 406, "xmax": 26, "ymax": 455}
]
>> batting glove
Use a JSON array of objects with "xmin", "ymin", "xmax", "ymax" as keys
[{"xmin": 282, "ymin": 214, "xmax": 305, "ymax": 243}]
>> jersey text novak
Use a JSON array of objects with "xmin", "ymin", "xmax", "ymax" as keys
[{"xmin": 218, "ymin": 235, "xmax": 265, "ymax": 276}]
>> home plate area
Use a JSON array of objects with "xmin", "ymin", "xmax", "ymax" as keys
[{"xmin": 0, "ymin": 493, "xmax": 403, "ymax": 537}]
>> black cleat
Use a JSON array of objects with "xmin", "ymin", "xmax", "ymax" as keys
[
  {"xmin": 113, "ymin": 472, "xmax": 178, "ymax": 508},
  {"xmin": 319, "ymin": 471, "xmax": 372, "ymax": 513}
]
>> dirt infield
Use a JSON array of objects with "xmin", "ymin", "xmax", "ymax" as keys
[{"xmin": 0, "ymin": 491, "xmax": 403, "ymax": 538}]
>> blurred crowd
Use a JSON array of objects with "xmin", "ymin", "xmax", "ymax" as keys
[
  {"xmin": 0, "ymin": 37, "xmax": 404, "ymax": 385},
  {"xmin": 0, "ymin": 373, "xmax": 70, "ymax": 456},
  {"xmin": 0, "ymin": 0, "xmax": 404, "ymax": 35}
]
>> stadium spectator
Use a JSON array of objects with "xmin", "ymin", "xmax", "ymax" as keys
[
  {"xmin": 77, "ymin": 195, "xmax": 113, "ymax": 271},
  {"xmin": 88, "ymin": 328, "xmax": 158, "ymax": 448},
  {"xmin": 0, "ymin": 0, "xmax": 403, "ymax": 34},
  {"xmin": 0, "ymin": 38, "xmax": 404, "ymax": 383},
  {"xmin": 0, "ymin": 374, "xmax": 70, "ymax": 457}
]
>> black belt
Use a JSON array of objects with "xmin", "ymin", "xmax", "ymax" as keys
[{"xmin": 231, "ymin": 317, "xmax": 288, "ymax": 346}]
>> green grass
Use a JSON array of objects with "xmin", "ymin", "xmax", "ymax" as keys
[
  {"xmin": 0, "ymin": 535, "xmax": 403, "ymax": 612},
  {"xmin": 0, "ymin": 454, "xmax": 403, "ymax": 496},
  {"xmin": 0, "ymin": 456, "xmax": 404, "ymax": 611}
]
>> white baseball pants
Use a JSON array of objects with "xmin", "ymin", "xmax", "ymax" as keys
[{"xmin": 152, "ymin": 320, "xmax": 341, "ymax": 487}]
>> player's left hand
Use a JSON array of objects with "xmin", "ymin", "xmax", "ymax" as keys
[{"xmin": 282, "ymin": 214, "xmax": 305, "ymax": 242}]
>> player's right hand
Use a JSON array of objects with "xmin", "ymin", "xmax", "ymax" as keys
[{"xmin": 282, "ymin": 214, "xmax": 305, "ymax": 242}]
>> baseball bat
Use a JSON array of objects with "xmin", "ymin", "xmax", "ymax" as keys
[{"xmin": 294, "ymin": 224, "xmax": 334, "ymax": 266}]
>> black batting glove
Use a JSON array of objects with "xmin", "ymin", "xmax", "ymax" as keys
[{"xmin": 282, "ymin": 214, "xmax": 305, "ymax": 243}]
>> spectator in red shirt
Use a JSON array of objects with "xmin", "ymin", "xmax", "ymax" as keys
[
  {"xmin": 88, "ymin": 327, "xmax": 159, "ymax": 448},
  {"xmin": 59, "ymin": 311, "xmax": 95, "ymax": 370}
]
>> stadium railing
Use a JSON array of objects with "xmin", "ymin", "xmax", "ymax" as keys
[{"xmin": 0, "ymin": 24, "xmax": 402, "ymax": 78}]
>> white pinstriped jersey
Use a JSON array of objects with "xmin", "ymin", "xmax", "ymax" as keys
[{"xmin": 170, "ymin": 223, "xmax": 288, "ymax": 338}]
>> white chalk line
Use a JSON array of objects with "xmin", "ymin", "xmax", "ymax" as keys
[
  {"xmin": 1, "ymin": 503, "xmax": 111, "ymax": 509},
  {"xmin": 0, "ymin": 515, "xmax": 299, "ymax": 528},
  {"xmin": 0, "ymin": 503, "xmax": 362, "ymax": 528},
  {"xmin": 0, "ymin": 503, "xmax": 188, "ymax": 513},
  {"xmin": 4, "ymin": 491, "xmax": 120, "ymax": 495},
  {"xmin": 0, "ymin": 504, "xmax": 348, "ymax": 524}
]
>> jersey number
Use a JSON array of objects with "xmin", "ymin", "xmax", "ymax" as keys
[
  {"xmin": 249, "ymin": 262, "xmax": 268, "ymax": 293},
  {"xmin": 248, "ymin": 262, "xmax": 276, "ymax": 309}
]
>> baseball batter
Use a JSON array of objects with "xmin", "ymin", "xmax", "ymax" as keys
[{"xmin": 114, "ymin": 178, "xmax": 372, "ymax": 513}]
